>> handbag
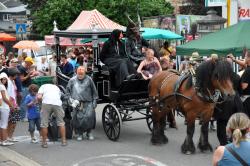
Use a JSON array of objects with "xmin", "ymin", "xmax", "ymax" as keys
[{"xmin": 225, "ymin": 146, "xmax": 248, "ymax": 166}]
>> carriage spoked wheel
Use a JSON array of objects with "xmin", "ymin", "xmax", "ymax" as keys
[
  {"xmin": 102, "ymin": 104, "xmax": 122, "ymax": 141},
  {"xmin": 146, "ymin": 108, "xmax": 153, "ymax": 132}
]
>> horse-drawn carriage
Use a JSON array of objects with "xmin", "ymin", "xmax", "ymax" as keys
[
  {"xmin": 54, "ymin": 28, "xmax": 235, "ymax": 155},
  {"xmin": 54, "ymin": 29, "xmax": 153, "ymax": 141}
]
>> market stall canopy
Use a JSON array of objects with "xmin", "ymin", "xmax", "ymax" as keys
[
  {"xmin": 46, "ymin": 9, "xmax": 125, "ymax": 46},
  {"xmin": 176, "ymin": 21, "xmax": 250, "ymax": 57},
  {"xmin": 13, "ymin": 40, "xmax": 40, "ymax": 50},
  {"xmin": 0, "ymin": 33, "xmax": 16, "ymax": 41},
  {"xmin": 142, "ymin": 28, "xmax": 183, "ymax": 40},
  {"xmin": 67, "ymin": 9, "xmax": 125, "ymax": 31}
]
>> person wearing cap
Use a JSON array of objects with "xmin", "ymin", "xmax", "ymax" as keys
[
  {"xmin": 0, "ymin": 72, "xmax": 14, "ymax": 146},
  {"xmin": 17, "ymin": 56, "xmax": 36, "ymax": 121},
  {"xmin": 6, "ymin": 67, "xmax": 21, "ymax": 142},
  {"xmin": 189, "ymin": 52, "xmax": 202, "ymax": 76}
]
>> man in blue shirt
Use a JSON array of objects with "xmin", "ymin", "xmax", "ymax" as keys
[{"xmin": 60, "ymin": 54, "xmax": 74, "ymax": 77}]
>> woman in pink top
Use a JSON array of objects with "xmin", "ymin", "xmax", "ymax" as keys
[{"xmin": 137, "ymin": 49, "xmax": 162, "ymax": 80}]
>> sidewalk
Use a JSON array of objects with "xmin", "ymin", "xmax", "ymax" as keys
[{"xmin": 0, "ymin": 147, "xmax": 41, "ymax": 166}]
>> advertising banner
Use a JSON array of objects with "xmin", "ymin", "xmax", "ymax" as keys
[
  {"xmin": 238, "ymin": 0, "xmax": 250, "ymax": 21},
  {"xmin": 176, "ymin": 15, "xmax": 205, "ymax": 34},
  {"xmin": 142, "ymin": 16, "xmax": 176, "ymax": 31}
]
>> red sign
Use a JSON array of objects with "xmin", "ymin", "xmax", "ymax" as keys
[
  {"xmin": 0, "ymin": 44, "xmax": 6, "ymax": 55},
  {"xmin": 239, "ymin": 8, "xmax": 250, "ymax": 18},
  {"xmin": 238, "ymin": 0, "xmax": 250, "ymax": 21}
]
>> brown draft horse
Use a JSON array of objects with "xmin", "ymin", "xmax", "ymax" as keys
[{"xmin": 149, "ymin": 59, "xmax": 235, "ymax": 154}]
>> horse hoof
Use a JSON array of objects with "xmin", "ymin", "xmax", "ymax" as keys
[
  {"xmin": 181, "ymin": 144, "xmax": 196, "ymax": 154},
  {"xmin": 169, "ymin": 123, "xmax": 178, "ymax": 129},
  {"xmin": 181, "ymin": 148, "xmax": 195, "ymax": 155},
  {"xmin": 151, "ymin": 137, "xmax": 162, "ymax": 145},
  {"xmin": 198, "ymin": 142, "xmax": 213, "ymax": 152},
  {"xmin": 162, "ymin": 135, "xmax": 168, "ymax": 144},
  {"xmin": 185, "ymin": 151, "xmax": 192, "ymax": 155}
]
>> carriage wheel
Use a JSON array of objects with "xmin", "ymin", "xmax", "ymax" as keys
[
  {"xmin": 146, "ymin": 108, "xmax": 153, "ymax": 132},
  {"xmin": 102, "ymin": 104, "xmax": 122, "ymax": 141}
]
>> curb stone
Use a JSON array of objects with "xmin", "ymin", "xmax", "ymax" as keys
[{"xmin": 0, "ymin": 147, "xmax": 41, "ymax": 166}]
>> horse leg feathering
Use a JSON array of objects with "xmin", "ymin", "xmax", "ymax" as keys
[
  {"xmin": 181, "ymin": 122, "xmax": 196, "ymax": 154},
  {"xmin": 198, "ymin": 121, "xmax": 213, "ymax": 152}
]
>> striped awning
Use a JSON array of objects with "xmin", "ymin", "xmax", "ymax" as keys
[{"xmin": 67, "ymin": 9, "xmax": 125, "ymax": 31}]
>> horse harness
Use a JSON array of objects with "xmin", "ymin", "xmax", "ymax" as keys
[{"xmin": 151, "ymin": 70, "xmax": 221, "ymax": 111}]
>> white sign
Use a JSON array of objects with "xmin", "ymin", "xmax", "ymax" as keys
[
  {"xmin": 205, "ymin": 0, "xmax": 226, "ymax": 7},
  {"xmin": 238, "ymin": 0, "xmax": 250, "ymax": 21}
]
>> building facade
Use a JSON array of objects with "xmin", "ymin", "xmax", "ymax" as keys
[{"xmin": 0, "ymin": 0, "xmax": 28, "ymax": 33}]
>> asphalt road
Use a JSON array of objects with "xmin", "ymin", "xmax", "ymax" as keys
[{"xmin": 8, "ymin": 104, "xmax": 219, "ymax": 166}]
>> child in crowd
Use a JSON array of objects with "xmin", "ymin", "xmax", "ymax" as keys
[{"xmin": 24, "ymin": 84, "xmax": 41, "ymax": 143}]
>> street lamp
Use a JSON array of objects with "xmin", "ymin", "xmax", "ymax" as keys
[{"xmin": 92, "ymin": 23, "xmax": 99, "ymax": 66}]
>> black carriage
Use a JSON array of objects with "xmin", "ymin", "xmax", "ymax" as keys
[{"xmin": 54, "ymin": 29, "xmax": 152, "ymax": 141}]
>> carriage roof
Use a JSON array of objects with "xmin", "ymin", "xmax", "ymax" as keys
[{"xmin": 53, "ymin": 28, "xmax": 125, "ymax": 39}]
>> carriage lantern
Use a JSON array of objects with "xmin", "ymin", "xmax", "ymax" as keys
[{"xmin": 197, "ymin": 10, "xmax": 226, "ymax": 38}]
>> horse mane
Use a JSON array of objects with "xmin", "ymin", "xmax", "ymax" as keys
[
  {"xmin": 185, "ymin": 74, "xmax": 193, "ymax": 89},
  {"xmin": 195, "ymin": 59, "xmax": 233, "ymax": 91}
]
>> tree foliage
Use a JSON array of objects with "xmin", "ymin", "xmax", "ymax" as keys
[{"xmin": 22, "ymin": 0, "xmax": 174, "ymax": 36}]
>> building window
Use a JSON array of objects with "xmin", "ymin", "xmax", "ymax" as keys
[{"xmin": 3, "ymin": 14, "xmax": 11, "ymax": 21}]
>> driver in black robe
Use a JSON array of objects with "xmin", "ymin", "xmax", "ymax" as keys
[
  {"xmin": 100, "ymin": 29, "xmax": 136, "ymax": 87},
  {"xmin": 125, "ymin": 22, "xmax": 149, "ymax": 66}
]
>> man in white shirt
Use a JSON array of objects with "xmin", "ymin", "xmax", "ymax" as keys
[{"xmin": 37, "ymin": 84, "xmax": 67, "ymax": 148}]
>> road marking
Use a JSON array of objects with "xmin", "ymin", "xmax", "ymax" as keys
[{"xmin": 72, "ymin": 154, "xmax": 168, "ymax": 166}]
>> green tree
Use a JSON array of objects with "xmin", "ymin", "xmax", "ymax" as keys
[
  {"xmin": 25, "ymin": 0, "xmax": 173, "ymax": 36},
  {"xmin": 32, "ymin": 0, "xmax": 82, "ymax": 36}
]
